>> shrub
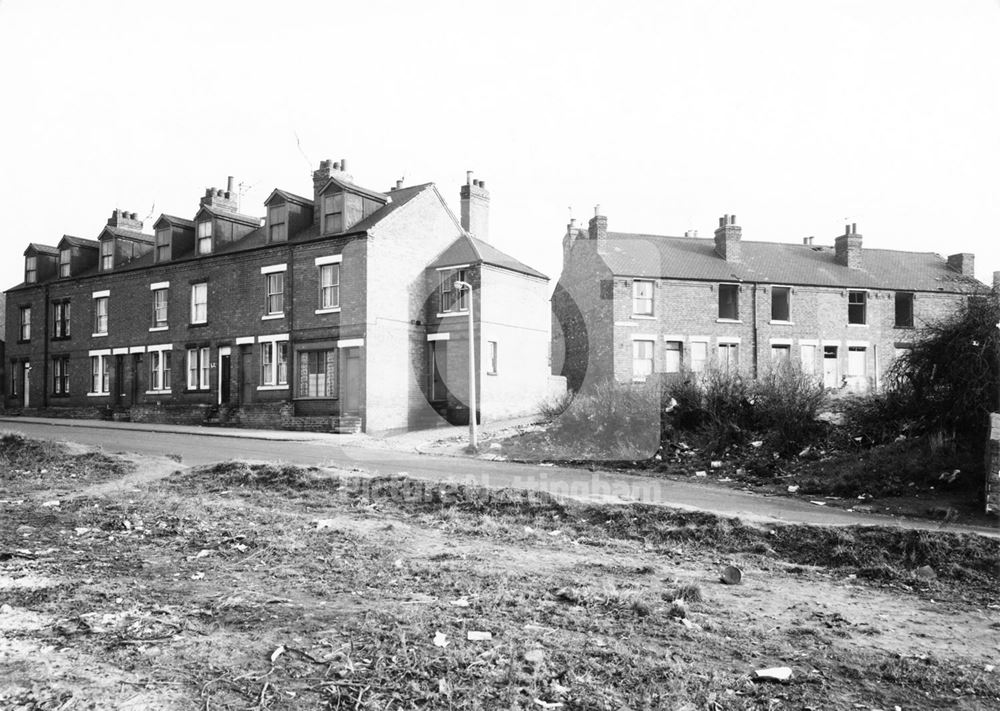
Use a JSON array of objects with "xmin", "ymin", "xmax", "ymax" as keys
[
  {"xmin": 884, "ymin": 293, "xmax": 999, "ymax": 444},
  {"xmin": 663, "ymin": 365, "xmax": 825, "ymax": 454}
]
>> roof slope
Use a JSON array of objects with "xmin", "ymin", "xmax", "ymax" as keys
[
  {"xmin": 59, "ymin": 235, "xmax": 100, "ymax": 249},
  {"xmin": 430, "ymin": 234, "xmax": 548, "ymax": 280},
  {"xmin": 595, "ymin": 232, "xmax": 985, "ymax": 293}
]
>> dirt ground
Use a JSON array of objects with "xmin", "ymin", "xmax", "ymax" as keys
[{"xmin": 1, "ymin": 435, "xmax": 999, "ymax": 710}]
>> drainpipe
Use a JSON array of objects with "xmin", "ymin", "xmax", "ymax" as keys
[
  {"xmin": 751, "ymin": 283, "xmax": 759, "ymax": 378},
  {"xmin": 42, "ymin": 283, "xmax": 50, "ymax": 408},
  {"xmin": 454, "ymin": 280, "xmax": 477, "ymax": 450}
]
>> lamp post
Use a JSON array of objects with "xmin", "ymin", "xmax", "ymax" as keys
[{"xmin": 454, "ymin": 280, "xmax": 478, "ymax": 450}]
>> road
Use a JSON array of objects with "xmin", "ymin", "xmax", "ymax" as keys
[{"xmin": 2, "ymin": 417, "xmax": 997, "ymax": 538}]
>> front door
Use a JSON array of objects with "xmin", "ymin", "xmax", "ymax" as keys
[
  {"xmin": 240, "ymin": 348, "xmax": 253, "ymax": 404},
  {"xmin": 220, "ymin": 354, "xmax": 231, "ymax": 404},
  {"xmin": 342, "ymin": 347, "xmax": 361, "ymax": 413},
  {"xmin": 127, "ymin": 354, "xmax": 140, "ymax": 406},
  {"xmin": 823, "ymin": 346, "xmax": 839, "ymax": 388},
  {"xmin": 113, "ymin": 355, "xmax": 125, "ymax": 406}
]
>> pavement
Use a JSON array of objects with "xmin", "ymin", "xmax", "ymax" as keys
[{"xmin": 1, "ymin": 415, "xmax": 998, "ymax": 538}]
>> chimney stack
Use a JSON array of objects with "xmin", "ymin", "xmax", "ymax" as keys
[
  {"xmin": 714, "ymin": 214, "xmax": 741, "ymax": 262},
  {"xmin": 200, "ymin": 181, "xmax": 238, "ymax": 213},
  {"xmin": 947, "ymin": 252, "xmax": 975, "ymax": 277},
  {"xmin": 834, "ymin": 223, "xmax": 862, "ymax": 269},
  {"xmin": 803, "ymin": 236, "xmax": 814, "ymax": 245},
  {"xmin": 107, "ymin": 208, "xmax": 144, "ymax": 231},
  {"xmin": 460, "ymin": 170, "xmax": 490, "ymax": 241},
  {"xmin": 587, "ymin": 204, "xmax": 608, "ymax": 252}
]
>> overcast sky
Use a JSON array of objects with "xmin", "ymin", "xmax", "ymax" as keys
[{"xmin": 2, "ymin": 0, "xmax": 999, "ymax": 293}]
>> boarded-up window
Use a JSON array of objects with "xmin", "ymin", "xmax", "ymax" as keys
[{"xmin": 299, "ymin": 350, "xmax": 337, "ymax": 397}]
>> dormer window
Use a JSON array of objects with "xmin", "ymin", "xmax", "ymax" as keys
[
  {"xmin": 25, "ymin": 256, "xmax": 37, "ymax": 283},
  {"xmin": 59, "ymin": 249, "xmax": 71, "ymax": 277},
  {"xmin": 100, "ymin": 240, "xmax": 113, "ymax": 270},
  {"xmin": 268, "ymin": 205, "xmax": 287, "ymax": 242},
  {"xmin": 197, "ymin": 221, "xmax": 212, "ymax": 255},
  {"xmin": 155, "ymin": 229, "xmax": 171, "ymax": 262},
  {"xmin": 323, "ymin": 193, "xmax": 344, "ymax": 234}
]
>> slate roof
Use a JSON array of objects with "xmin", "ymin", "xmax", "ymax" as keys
[
  {"xmin": 266, "ymin": 188, "xmax": 314, "ymax": 206},
  {"xmin": 25, "ymin": 243, "xmax": 59, "ymax": 256},
  {"xmin": 594, "ymin": 231, "xmax": 985, "ymax": 294},
  {"xmin": 194, "ymin": 204, "xmax": 262, "ymax": 228},
  {"xmin": 102, "ymin": 225, "xmax": 155, "ymax": 243},
  {"xmin": 154, "ymin": 214, "xmax": 195, "ymax": 229},
  {"xmin": 430, "ymin": 234, "xmax": 548, "ymax": 280},
  {"xmin": 59, "ymin": 235, "xmax": 100, "ymax": 249}
]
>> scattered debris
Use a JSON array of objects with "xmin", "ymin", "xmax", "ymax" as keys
[
  {"xmin": 750, "ymin": 441, "xmax": 764, "ymax": 448},
  {"xmin": 787, "ymin": 485, "xmax": 799, "ymax": 493},
  {"xmin": 270, "ymin": 645, "xmax": 285, "ymax": 663},
  {"xmin": 720, "ymin": 566, "xmax": 743, "ymax": 585},
  {"xmin": 914, "ymin": 565, "xmax": 937, "ymax": 581},
  {"xmin": 524, "ymin": 648, "xmax": 545, "ymax": 665},
  {"xmin": 466, "ymin": 631, "xmax": 492, "ymax": 641},
  {"xmin": 710, "ymin": 460, "xmax": 723, "ymax": 469},
  {"xmin": 40, "ymin": 500, "xmax": 60, "ymax": 508},
  {"xmin": 314, "ymin": 519, "xmax": 337, "ymax": 530},
  {"xmin": 534, "ymin": 699, "xmax": 564, "ymax": 709},
  {"xmin": 432, "ymin": 631, "xmax": 448, "ymax": 648},
  {"xmin": 809, "ymin": 501, "xmax": 826, "ymax": 506},
  {"xmin": 695, "ymin": 471, "xmax": 707, "ymax": 477},
  {"xmin": 449, "ymin": 597, "xmax": 470, "ymax": 607},
  {"xmin": 754, "ymin": 666, "xmax": 793, "ymax": 682}
]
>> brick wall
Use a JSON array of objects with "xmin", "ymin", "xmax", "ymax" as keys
[{"xmin": 364, "ymin": 186, "xmax": 463, "ymax": 433}]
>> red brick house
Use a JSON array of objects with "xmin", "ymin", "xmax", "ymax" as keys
[
  {"xmin": 4, "ymin": 161, "xmax": 558, "ymax": 433},
  {"xmin": 552, "ymin": 210, "xmax": 988, "ymax": 393}
]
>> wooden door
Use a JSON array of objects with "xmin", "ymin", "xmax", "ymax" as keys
[
  {"xmin": 240, "ymin": 348, "xmax": 254, "ymax": 404},
  {"xmin": 342, "ymin": 347, "xmax": 361, "ymax": 413}
]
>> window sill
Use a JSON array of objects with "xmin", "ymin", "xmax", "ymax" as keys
[
  {"xmin": 769, "ymin": 320, "xmax": 794, "ymax": 326},
  {"xmin": 86, "ymin": 392, "xmax": 110, "ymax": 397},
  {"xmin": 149, "ymin": 326, "xmax": 168, "ymax": 332},
  {"xmin": 437, "ymin": 311, "xmax": 469, "ymax": 318},
  {"xmin": 631, "ymin": 314, "xmax": 656, "ymax": 320},
  {"xmin": 183, "ymin": 388, "xmax": 211, "ymax": 393},
  {"xmin": 257, "ymin": 384, "xmax": 289, "ymax": 391},
  {"xmin": 486, "ymin": 372, "xmax": 498, "ymax": 376},
  {"xmin": 92, "ymin": 333, "xmax": 108, "ymax": 338},
  {"xmin": 144, "ymin": 390, "xmax": 172, "ymax": 395},
  {"xmin": 189, "ymin": 322, "xmax": 208, "ymax": 328},
  {"xmin": 847, "ymin": 323, "xmax": 868, "ymax": 328},
  {"xmin": 315, "ymin": 307, "xmax": 341, "ymax": 315},
  {"xmin": 293, "ymin": 396, "xmax": 340, "ymax": 401},
  {"xmin": 262, "ymin": 314, "xmax": 285, "ymax": 321},
  {"xmin": 893, "ymin": 325, "xmax": 914, "ymax": 330},
  {"xmin": 716, "ymin": 318, "xmax": 742, "ymax": 324}
]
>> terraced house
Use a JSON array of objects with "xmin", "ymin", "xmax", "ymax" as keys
[
  {"xmin": 552, "ymin": 210, "xmax": 988, "ymax": 393},
  {"xmin": 5, "ymin": 161, "xmax": 559, "ymax": 433}
]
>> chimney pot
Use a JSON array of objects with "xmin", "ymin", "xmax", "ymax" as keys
[
  {"xmin": 340, "ymin": 158, "xmax": 347, "ymax": 172},
  {"xmin": 396, "ymin": 179, "xmax": 403, "ymax": 189},
  {"xmin": 466, "ymin": 170, "xmax": 473, "ymax": 185},
  {"xmin": 227, "ymin": 176, "xmax": 235, "ymax": 193},
  {"xmin": 730, "ymin": 215, "xmax": 736, "ymax": 225},
  {"xmin": 594, "ymin": 204, "xmax": 601, "ymax": 217},
  {"xmin": 479, "ymin": 179, "xmax": 486, "ymax": 189},
  {"xmin": 332, "ymin": 161, "xmax": 340, "ymax": 171}
]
